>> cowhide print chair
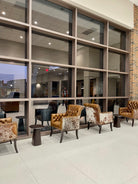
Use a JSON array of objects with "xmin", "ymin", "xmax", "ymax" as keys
[
  {"xmin": 84, "ymin": 103, "xmax": 113, "ymax": 134},
  {"xmin": 51, "ymin": 104, "xmax": 83, "ymax": 143},
  {"xmin": 0, "ymin": 117, "xmax": 18, "ymax": 153},
  {"xmin": 119, "ymin": 100, "xmax": 138, "ymax": 126}
]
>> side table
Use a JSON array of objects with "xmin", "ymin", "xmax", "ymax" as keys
[
  {"xmin": 114, "ymin": 114, "xmax": 122, "ymax": 128},
  {"xmin": 30, "ymin": 124, "xmax": 44, "ymax": 146},
  {"xmin": 16, "ymin": 116, "xmax": 25, "ymax": 132}
]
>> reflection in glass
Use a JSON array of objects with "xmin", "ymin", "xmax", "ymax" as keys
[
  {"xmin": 77, "ymin": 13, "xmax": 104, "ymax": 44},
  {"xmin": 77, "ymin": 44, "xmax": 103, "ymax": 69},
  {"xmin": 0, "ymin": 62, "xmax": 27, "ymax": 98},
  {"xmin": 0, "ymin": 0, "xmax": 27, "ymax": 22},
  {"xmin": 109, "ymin": 26, "xmax": 126, "ymax": 50},
  {"xmin": 32, "ymin": 64, "xmax": 72, "ymax": 98},
  {"xmin": 31, "ymin": 100, "xmax": 74, "ymax": 128},
  {"xmin": 0, "ymin": 24, "xmax": 27, "ymax": 58},
  {"xmin": 108, "ymin": 99, "xmax": 126, "ymax": 113},
  {"xmin": 77, "ymin": 69, "xmax": 103, "ymax": 97},
  {"xmin": 108, "ymin": 52, "xmax": 125, "ymax": 72},
  {"xmin": 108, "ymin": 73, "xmax": 125, "ymax": 96},
  {"xmin": 32, "ymin": 0, "xmax": 72, "ymax": 35},
  {"xmin": 32, "ymin": 32, "xmax": 72, "ymax": 65},
  {"xmin": 0, "ymin": 101, "xmax": 27, "ymax": 135}
]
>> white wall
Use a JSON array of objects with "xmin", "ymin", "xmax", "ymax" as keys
[{"xmin": 62, "ymin": 0, "xmax": 134, "ymax": 29}]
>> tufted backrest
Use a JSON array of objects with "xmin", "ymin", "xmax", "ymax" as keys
[
  {"xmin": 0, "ymin": 117, "xmax": 12, "ymax": 125},
  {"xmin": 127, "ymin": 101, "xmax": 138, "ymax": 112},
  {"xmin": 66, "ymin": 104, "xmax": 83, "ymax": 117}
]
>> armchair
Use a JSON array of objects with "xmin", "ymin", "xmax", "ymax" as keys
[
  {"xmin": 0, "ymin": 118, "xmax": 18, "ymax": 153},
  {"xmin": 84, "ymin": 103, "xmax": 113, "ymax": 134},
  {"xmin": 51, "ymin": 104, "xmax": 83, "ymax": 143},
  {"xmin": 119, "ymin": 100, "xmax": 138, "ymax": 126}
]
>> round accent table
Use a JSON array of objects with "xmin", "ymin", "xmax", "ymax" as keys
[
  {"xmin": 30, "ymin": 124, "xmax": 44, "ymax": 146},
  {"xmin": 114, "ymin": 114, "xmax": 123, "ymax": 128}
]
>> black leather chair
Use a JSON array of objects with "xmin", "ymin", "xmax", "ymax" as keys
[{"xmin": 35, "ymin": 107, "xmax": 53, "ymax": 126}]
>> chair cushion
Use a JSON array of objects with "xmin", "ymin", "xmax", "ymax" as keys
[{"xmin": 120, "ymin": 112, "xmax": 132, "ymax": 118}]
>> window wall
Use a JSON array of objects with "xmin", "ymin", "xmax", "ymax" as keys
[{"xmin": 0, "ymin": 0, "xmax": 129, "ymax": 137}]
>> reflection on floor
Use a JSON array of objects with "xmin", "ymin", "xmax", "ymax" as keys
[{"xmin": 1, "ymin": 119, "xmax": 138, "ymax": 184}]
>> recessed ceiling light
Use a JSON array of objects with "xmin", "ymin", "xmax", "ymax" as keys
[
  {"xmin": 20, "ymin": 35, "xmax": 23, "ymax": 39},
  {"xmin": 34, "ymin": 21, "xmax": 38, "ymax": 25},
  {"xmin": 2, "ymin": 11, "xmax": 6, "ymax": 15},
  {"xmin": 48, "ymin": 42, "xmax": 51, "ymax": 45},
  {"xmin": 66, "ymin": 31, "xmax": 69, "ymax": 34},
  {"xmin": 92, "ymin": 37, "xmax": 95, "ymax": 41}
]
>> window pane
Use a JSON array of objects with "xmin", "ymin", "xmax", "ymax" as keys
[
  {"xmin": 32, "ymin": 32, "xmax": 72, "ymax": 65},
  {"xmin": 0, "ymin": 101, "xmax": 27, "ymax": 135},
  {"xmin": 108, "ymin": 52, "xmax": 125, "ymax": 72},
  {"xmin": 32, "ymin": 64, "xmax": 72, "ymax": 98},
  {"xmin": 77, "ymin": 13, "xmax": 104, "ymax": 44},
  {"xmin": 77, "ymin": 69, "xmax": 103, "ymax": 97},
  {"xmin": 0, "ymin": 24, "xmax": 27, "ymax": 58},
  {"xmin": 32, "ymin": 0, "xmax": 72, "ymax": 35},
  {"xmin": 108, "ymin": 73, "xmax": 125, "ymax": 96},
  {"xmin": 0, "ymin": 61, "xmax": 27, "ymax": 98},
  {"xmin": 77, "ymin": 44, "xmax": 103, "ymax": 69},
  {"xmin": 109, "ymin": 26, "xmax": 126, "ymax": 50},
  {"xmin": 31, "ymin": 100, "xmax": 74, "ymax": 129},
  {"xmin": 108, "ymin": 99, "xmax": 126, "ymax": 113},
  {"xmin": 0, "ymin": 0, "xmax": 27, "ymax": 22}
]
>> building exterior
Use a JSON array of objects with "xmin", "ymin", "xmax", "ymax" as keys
[{"xmin": 0, "ymin": 0, "xmax": 137, "ymax": 138}]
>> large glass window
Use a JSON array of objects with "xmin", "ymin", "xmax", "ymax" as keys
[
  {"xmin": 0, "ymin": 0, "xmax": 28, "ymax": 22},
  {"xmin": 77, "ymin": 13, "xmax": 104, "ymax": 44},
  {"xmin": 77, "ymin": 44, "xmax": 103, "ymax": 69},
  {"xmin": 108, "ymin": 73, "xmax": 125, "ymax": 96},
  {"xmin": 32, "ymin": 64, "xmax": 72, "ymax": 98},
  {"xmin": 108, "ymin": 99, "xmax": 126, "ymax": 113},
  {"xmin": 108, "ymin": 52, "xmax": 125, "ymax": 72},
  {"xmin": 0, "ymin": 61, "xmax": 27, "ymax": 98},
  {"xmin": 32, "ymin": 0, "xmax": 72, "ymax": 35},
  {"xmin": 109, "ymin": 26, "xmax": 126, "ymax": 50},
  {"xmin": 0, "ymin": 24, "xmax": 27, "ymax": 58},
  {"xmin": 77, "ymin": 69, "xmax": 103, "ymax": 97},
  {"xmin": 32, "ymin": 32, "xmax": 72, "ymax": 65}
]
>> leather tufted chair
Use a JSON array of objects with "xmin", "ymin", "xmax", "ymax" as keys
[
  {"xmin": 51, "ymin": 104, "xmax": 83, "ymax": 143},
  {"xmin": 84, "ymin": 103, "xmax": 113, "ymax": 133},
  {"xmin": 119, "ymin": 100, "xmax": 138, "ymax": 126},
  {"xmin": 0, "ymin": 118, "xmax": 18, "ymax": 153}
]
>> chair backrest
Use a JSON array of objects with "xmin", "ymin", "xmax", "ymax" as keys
[
  {"xmin": 40, "ymin": 107, "xmax": 53, "ymax": 121},
  {"xmin": 84, "ymin": 103, "xmax": 101, "ymax": 124},
  {"xmin": 0, "ymin": 117, "xmax": 12, "ymax": 124},
  {"xmin": 127, "ymin": 101, "xmax": 138, "ymax": 112},
  {"xmin": 66, "ymin": 104, "xmax": 83, "ymax": 117}
]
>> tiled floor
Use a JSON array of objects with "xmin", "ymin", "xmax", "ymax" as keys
[{"xmin": 1, "ymin": 120, "xmax": 138, "ymax": 184}]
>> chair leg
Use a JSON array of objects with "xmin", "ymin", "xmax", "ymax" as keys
[
  {"xmin": 126, "ymin": 118, "xmax": 128, "ymax": 122},
  {"xmin": 98, "ymin": 125, "xmax": 102, "ymax": 134},
  {"xmin": 76, "ymin": 129, "xmax": 79, "ymax": 139},
  {"xmin": 50, "ymin": 126, "xmax": 53, "ymax": 136},
  {"xmin": 88, "ymin": 122, "xmax": 90, "ymax": 129},
  {"xmin": 47, "ymin": 121, "xmax": 49, "ymax": 126},
  {"xmin": 110, "ymin": 123, "xmax": 113, "ymax": 131},
  {"xmin": 42, "ymin": 121, "xmax": 43, "ymax": 126},
  {"xmin": 85, "ymin": 116, "xmax": 87, "ymax": 124},
  {"xmin": 13, "ymin": 139, "xmax": 18, "ymax": 153},
  {"xmin": 35, "ymin": 118, "xmax": 37, "ymax": 125},
  {"xmin": 132, "ymin": 119, "xmax": 134, "ymax": 127},
  {"xmin": 65, "ymin": 131, "xmax": 68, "ymax": 134},
  {"xmin": 60, "ymin": 131, "xmax": 64, "ymax": 143},
  {"xmin": 10, "ymin": 140, "xmax": 12, "ymax": 144}
]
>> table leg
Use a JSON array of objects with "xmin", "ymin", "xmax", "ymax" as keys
[
  {"xmin": 114, "ymin": 116, "xmax": 121, "ymax": 128},
  {"xmin": 18, "ymin": 118, "xmax": 25, "ymax": 132},
  {"xmin": 32, "ymin": 129, "xmax": 41, "ymax": 146}
]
